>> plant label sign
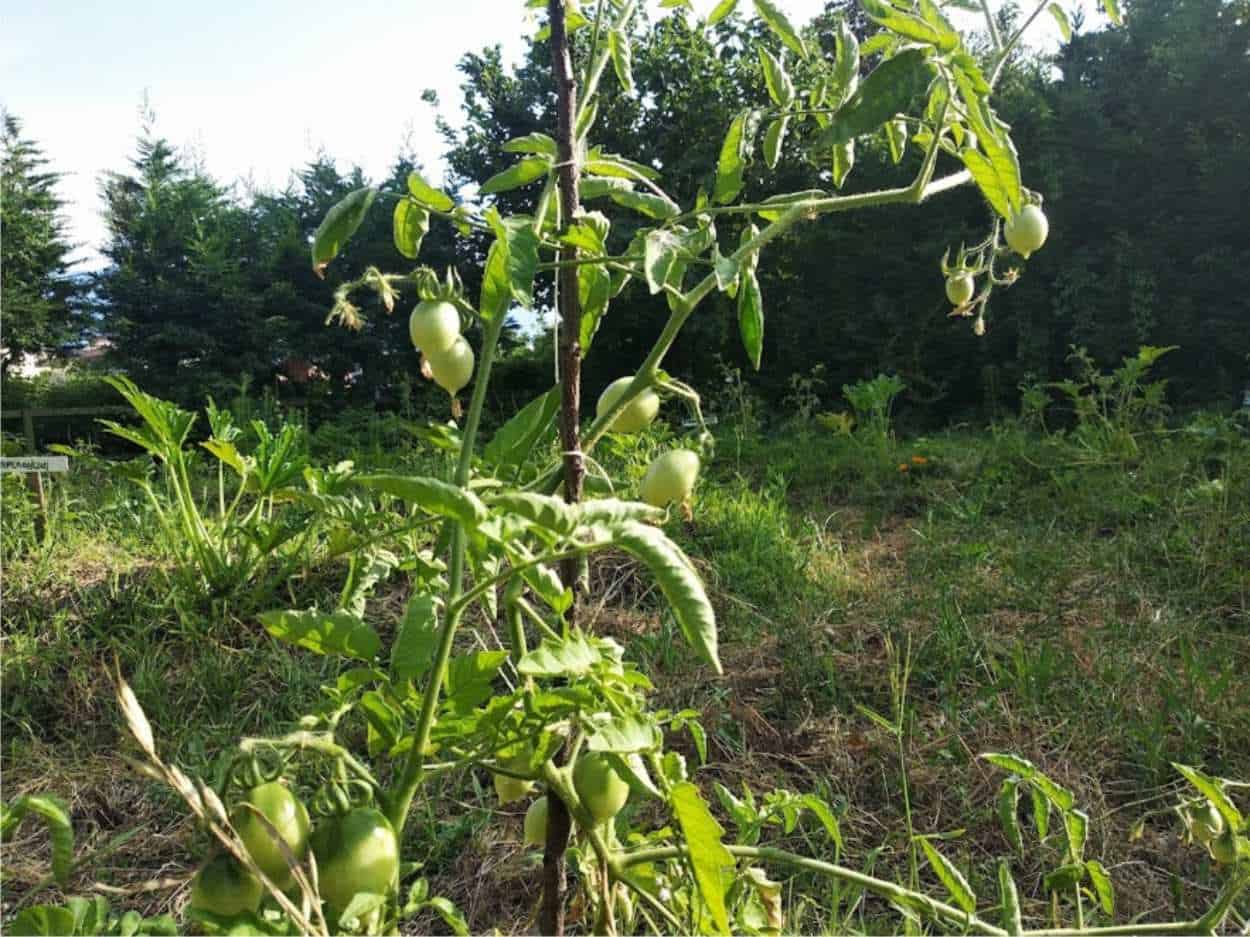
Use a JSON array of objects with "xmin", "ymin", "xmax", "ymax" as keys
[{"xmin": 0, "ymin": 456, "xmax": 69, "ymax": 474}]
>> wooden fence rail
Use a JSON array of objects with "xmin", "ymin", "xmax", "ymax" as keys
[{"xmin": 0, "ymin": 406, "xmax": 131, "ymax": 452}]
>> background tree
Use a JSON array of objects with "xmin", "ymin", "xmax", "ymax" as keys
[{"xmin": 0, "ymin": 112, "xmax": 80, "ymax": 377}]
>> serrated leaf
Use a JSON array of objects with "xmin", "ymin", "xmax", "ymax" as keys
[
  {"xmin": 492, "ymin": 492, "xmax": 578, "ymax": 535},
  {"xmin": 392, "ymin": 593, "xmax": 439, "ymax": 683},
  {"xmin": 1049, "ymin": 4, "xmax": 1072, "ymax": 41},
  {"xmin": 818, "ymin": 49, "xmax": 934, "ymax": 147},
  {"xmin": 311, "ymin": 187, "xmax": 376, "ymax": 277},
  {"xmin": 613, "ymin": 521, "xmax": 720, "ymax": 674},
  {"xmin": 393, "ymin": 199, "xmax": 430, "ymax": 260},
  {"xmin": 918, "ymin": 838, "xmax": 976, "ymax": 914},
  {"xmin": 587, "ymin": 714, "xmax": 662, "ymax": 753},
  {"xmin": 480, "ymin": 157, "xmax": 550, "ymax": 196},
  {"xmin": 763, "ymin": 116, "xmax": 788, "ymax": 169},
  {"xmin": 518, "ymin": 632, "xmax": 601, "ymax": 677},
  {"xmin": 609, "ymin": 29, "xmax": 635, "ymax": 95},
  {"xmin": 737, "ymin": 269, "xmax": 763, "ymax": 370},
  {"xmin": 356, "ymin": 474, "xmax": 488, "ymax": 527},
  {"xmin": 753, "ymin": 0, "xmax": 807, "ymax": 59},
  {"xmin": 406, "ymin": 170, "xmax": 454, "ymax": 212},
  {"xmin": 671, "ymin": 782, "xmax": 735, "ymax": 935},
  {"xmin": 1085, "ymin": 860, "xmax": 1114, "ymax": 915},
  {"xmin": 259, "ymin": 609, "xmax": 381, "ymax": 660},
  {"xmin": 758, "ymin": 47, "xmax": 795, "ymax": 107},
  {"xmin": 446, "ymin": 651, "xmax": 508, "ymax": 712}
]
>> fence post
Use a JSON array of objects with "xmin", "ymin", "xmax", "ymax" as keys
[{"xmin": 22, "ymin": 409, "xmax": 36, "ymax": 452}]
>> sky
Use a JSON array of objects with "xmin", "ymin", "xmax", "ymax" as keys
[{"xmin": 2, "ymin": 0, "xmax": 1101, "ymax": 270}]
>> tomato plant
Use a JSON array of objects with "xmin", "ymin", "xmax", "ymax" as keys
[{"xmin": 109, "ymin": 1, "xmax": 1250, "ymax": 935}]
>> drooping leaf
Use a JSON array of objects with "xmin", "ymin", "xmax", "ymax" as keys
[
  {"xmin": 998, "ymin": 861, "xmax": 1023, "ymax": 935},
  {"xmin": 1064, "ymin": 808, "xmax": 1089, "ymax": 862},
  {"xmin": 763, "ymin": 116, "xmax": 788, "ymax": 169},
  {"xmin": 586, "ymin": 715, "xmax": 663, "ymax": 753},
  {"xmin": 707, "ymin": 0, "xmax": 739, "ymax": 26},
  {"xmin": 393, "ymin": 199, "xmax": 430, "ymax": 260},
  {"xmin": 918, "ymin": 838, "xmax": 976, "ymax": 914},
  {"xmin": 885, "ymin": 117, "xmax": 908, "ymax": 164},
  {"xmin": 479, "ymin": 238, "xmax": 511, "ymax": 322},
  {"xmin": 752, "ymin": 0, "xmax": 807, "ymax": 59},
  {"xmin": 671, "ymin": 782, "xmax": 735, "ymax": 935},
  {"xmin": 714, "ymin": 111, "xmax": 756, "ymax": 205},
  {"xmin": 491, "ymin": 492, "xmax": 578, "ymax": 535},
  {"xmin": 259, "ymin": 609, "xmax": 381, "ymax": 661},
  {"xmin": 609, "ymin": 187, "xmax": 681, "ymax": 220},
  {"xmin": 830, "ymin": 20, "xmax": 860, "ymax": 108},
  {"xmin": 758, "ymin": 47, "xmax": 795, "ymax": 107},
  {"xmin": 998, "ymin": 777, "xmax": 1024, "ymax": 855},
  {"xmin": 644, "ymin": 229, "xmax": 685, "ymax": 295},
  {"xmin": 311, "ymin": 187, "xmax": 377, "ymax": 277},
  {"xmin": 831, "ymin": 140, "xmax": 854, "ymax": 188},
  {"xmin": 1172, "ymin": 763, "xmax": 1244, "ymax": 831},
  {"xmin": 483, "ymin": 386, "xmax": 560, "ymax": 470},
  {"xmin": 578, "ymin": 262, "xmax": 612, "ymax": 350},
  {"xmin": 1048, "ymin": 4, "xmax": 1072, "ymax": 41},
  {"xmin": 356, "ymin": 474, "xmax": 488, "ymax": 528},
  {"xmin": 480, "ymin": 157, "xmax": 551, "ymax": 196},
  {"xmin": 1085, "ymin": 860, "xmax": 1115, "ymax": 915},
  {"xmin": 609, "ymin": 29, "xmax": 635, "ymax": 95},
  {"xmin": 406, "ymin": 170, "xmax": 454, "ymax": 212},
  {"xmin": 738, "ymin": 269, "xmax": 763, "ymax": 370},
  {"xmin": 862, "ymin": 0, "xmax": 959, "ymax": 50},
  {"xmin": 817, "ymin": 49, "xmax": 934, "ymax": 148},
  {"xmin": 392, "ymin": 593, "xmax": 439, "ymax": 683},
  {"xmin": 613, "ymin": 522, "xmax": 720, "ymax": 674}
]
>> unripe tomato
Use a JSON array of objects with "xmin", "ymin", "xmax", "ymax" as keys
[
  {"xmin": 572, "ymin": 753, "xmax": 630, "ymax": 825},
  {"xmin": 310, "ymin": 808, "xmax": 399, "ymax": 910},
  {"xmin": 597, "ymin": 377, "xmax": 660, "ymax": 434},
  {"xmin": 190, "ymin": 854, "xmax": 263, "ymax": 918},
  {"xmin": 408, "ymin": 301, "xmax": 461, "ymax": 354},
  {"xmin": 425, "ymin": 336, "xmax": 475, "ymax": 395},
  {"xmin": 1209, "ymin": 829, "xmax": 1239, "ymax": 865},
  {"xmin": 524, "ymin": 796, "xmax": 549, "ymax": 847},
  {"xmin": 1188, "ymin": 802, "xmax": 1225, "ymax": 844},
  {"xmin": 1004, "ymin": 205, "xmax": 1049, "ymax": 258},
  {"xmin": 945, "ymin": 274, "xmax": 975, "ymax": 306},
  {"xmin": 639, "ymin": 449, "xmax": 700, "ymax": 508},
  {"xmin": 232, "ymin": 782, "xmax": 310, "ymax": 891},
  {"xmin": 493, "ymin": 773, "xmax": 533, "ymax": 805}
]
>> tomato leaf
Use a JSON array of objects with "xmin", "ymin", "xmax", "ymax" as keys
[
  {"xmin": 817, "ymin": 49, "xmax": 934, "ymax": 148},
  {"xmin": 483, "ymin": 386, "xmax": 560, "ymax": 470},
  {"xmin": 998, "ymin": 861, "xmax": 1024, "ymax": 936},
  {"xmin": 446, "ymin": 651, "xmax": 509, "ymax": 713},
  {"xmin": 1049, "ymin": 4, "xmax": 1073, "ymax": 41},
  {"xmin": 671, "ymin": 782, "xmax": 735, "ymax": 935},
  {"xmin": 612, "ymin": 521, "xmax": 720, "ymax": 674},
  {"xmin": 355, "ymin": 474, "xmax": 488, "ymax": 527},
  {"xmin": 392, "ymin": 199, "xmax": 430, "ymax": 260},
  {"xmin": 758, "ymin": 47, "xmax": 795, "ymax": 107},
  {"xmin": 1172, "ymin": 763, "xmax": 1245, "ymax": 831},
  {"xmin": 1085, "ymin": 860, "xmax": 1115, "ymax": 915},
  {"xmin": 862, "ymin": 0, "xmax": 959, "ymax": 51},
  {"xmin": 311, "ymin": 187, "xmax": 376, "ymax": 277},
  {"xmin": 885, "ymin": 117, "xmax": 908, "ymax": 164},
  {"xmin": 707, "ymin": 0, "xmax": 738, "ymax": 26},
  {"xmin": 578, "ymin": 262, "xmax": 612, "ymax": 350},
  {"xmin": 714, "ymin": 111, "xmax": 752, "ymax": 205},
  {"xmin": 518, "ymin": 632, "xmax": 601, "ymax": 678},
  {"xmin": 763, "ymin": 116, "xmax": 788, "ymax": 170},
  {"xmin": 1064, "ymin": 808, "xmax": 1089, "ymax": 862},
  {"xmin": 480, "ymin": 157, "xmax": 550, "ymax": 196},
  {"xmin": 586, "ymin": 714, "xmax": 662, "ymax": 753},
  {"xmin": 502, "ymin": 132, "xmax": 557, "ymax": 157},
  {"xmin": 998, "ymin": 777, "xmax": 1024, "ymax": 855},
  {"xmin": 609, "ymin": 29, "xmax": 635, "ymax": 95},
  {"xmin": 918, "ymin": 838, "xmax": 976, "ymax": 914},
  {"xmin": 405, "ymin": 170, "xmax": 454, "ymax": 212},
  {"xmin": 831, "ymin": 140, "xmax": 855, "ymax": 189},
  {"xmin": 1102, "ymin": 0, "xmax": 1123, "ymax": 26},
  {"xmin": 608, "ymin": 187, "xmax": 681, "ymax": 220},
  {"xmin": 392, "ymin": 592, "xmax": 439, "ymax": 683},
  {"xmin": 737, "ymin": 268, "xmax": 763, "ymax": 371},
  {"xmin": 752, "ymin": 0, "xmax": 807, "ymax": 60},
  {"xmin": 260, "ymin": 609, "xmax": 381, "ymax": 661}
]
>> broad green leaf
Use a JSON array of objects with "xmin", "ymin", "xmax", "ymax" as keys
[
  {"xmin": 753, "ymin": 0, "xmax": 807, "ymax": 60},
  {"xmin": 259, "ymin": 609, "xmax": 381, "ymax": 661},
  {"xmin": 1031, "ymin": 770, "xmax": 1075, "ymax": 813},
  {"xmin": 918, "ymin": 838, "xmax": 976, "ymax": 914},
  {"xmin": 998, "ymin": 861, "xmax": 1023, "ymax": 936},
  {"xmin": 484, "ymin": 386, "xmax": 559, "ymax": 469},
  {"xmin": 393, "ymin": 199, "xmax": 430, "ymax": 260},
  {"xmin": 830, "ymin": 20, "xmax": 860, "ymax": 108},
  {"xmin": 800, "ymin": 794, "xmax": 843, "ymax": 854},
  {"xmin": 738, "ymin": 269, "xmax": 763, "ymax": 370},
  {"xmin": 763, "ymin": 116, "xmax": 788, "ymax": 169},
  {"xmin": 356, "ymin": 474, "xmax": 488, "ymax": 527},
  {"xmin": 406, "ymin": 170, "xmax": 454, "ymax": 212},
  {"xmin": 479, "ymin": 237, "xmax": 511, "ymax": 322},
  {"xmin": 817, "ymin": 49, "xmax": 934, "ymax": 147},
  {"xmin": 490, "ymin": 214, "xmax": 540, "ymax": 308},
  {"xmin": 714, "ymin": 111, "xmax": 752, "ymax": 205},
  {"xmin": 426, "ymin": 897, "xmax": 469, "ymax": 937},
  {"xmin": 609, "ymin": 29, "xmax": 635, "ymax": 95},
  {"xmin": 580, "ymin": 176, "xmax": 632, "ymax": 201},
  {"xmin": 1085, "ymin": 860, "xmax": 1114, "ymax": 915},
  {"xmin": 758, "ymin": 47, "xmax": 794, "ymax": 107},
  {"xmin": 707, "ymin": 0, "xmax": 738, "ymax": 25},
  {"xmin": 961, "ymin": 147, "xmax": 1021, "ymax": 220},
  {"xmin": 644, "ymin": 229, "xmax": 685, "ymax": 295},
  {"xmin": 579, "ymin": 262, "xmax": 612, "ymax": 350},
  {"xmin": 584, "ymin": 152, "xmax": 660, "ymax": 183},
  {"xmin": 998, "ymin": 777, "xmax": 1023, "ymax": 855},
  {"xmin": 200, "ymin": 439, "xmax": 246, "ymax": 476},
  {"xmin": 885, "ymin": 117, "xmax": 908, "ymax": 164},
  {"xmin": 392, "ymin": 593, "xmax": 439, "ymax": 683},
  {"xmin": 609, "ymin": 187, "xmax": 680, "ymax": 220},
  {"xmin": 577, "ymin": 498, "xmax": 665, "ymax": 528},
  {"xmin": 446, "ymin": 651, "xmax": 508, "ymax": 712},
  {"xmin": 586, "ymin": 714, "xmax": 663, "ymax": 753},
  {"xmin": 1031, "ymin": 785, "xmax": 1050, "ymax": 840},
  {"xmin": 360, "ymin": 690, "xmax": 403, "ymax": 756},
  {"xmin": 862, "ymin": 0, "xmax": 958, "ymax": 50},
  {"xmin": 1172, "ymin": 763, "xmax": 1245, "ymax": 831},
  {"xmin": 613, "ymin": 521, "xmax": 720, "ymax": 674},
  {"xmin": 1064, "ymin": 808, "xmax": 1089, "ymax": 861},
  {"xmin": 9, "ymin": 906, "xmax": 77, "ymax": 937},
  {"xmin": 518, "ymin": 632, "xmax": 601, "ymax": 677},
  {"xmin": 502, "ymin": 132, "xmax": 557, "ymax": 157},
  {"xmin": 981, "ymin": 752, "xmax": 1036, "ymax": 778},
  {"xmin": 954, "ymin": 72, "xmax": 1022, "ymax": 217},
  {"xmin": 1049, "ymin": 4, "xmax": 1073, "ymax": 41},
  {"xmin": 311, "ymin": 187, "xmax": 376, "ymax": 277},
  {"xmin": 671, "ymin": 782, "xmax": 735, "ymax": 935},
  {"xmin": 831, "ymin": 140, "xmax": 854, "ymax": 188},
  {"xmin": 1043, "ymin": 862, "xmax": 1086, "ymax": 894},
  {"xmin": 491, "ymin": 492, "xmax": 577, "ymax": 535},
  {"xmin": 480, "ymin": 157, "xmax": 550, "ymax": 196},
  {"xmin": 1102, "ymin": 0, "xmax": 1123, "ymax": 25}
]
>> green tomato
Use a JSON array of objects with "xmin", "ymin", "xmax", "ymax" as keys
[
  {"xmin": 310, "ymin": 808, "xmax": 399, "ymax": 910},
  {"xmin": 1004, "ymin": 205, "xmax": 1049, "ymax": 258},
  {"xmin": 425, "ymin": 336, "xmax": 475, "ymax": 395},
  {"xmin": 945, "ymin": 274, "xmax": 975, "ymax": 306},
  {"xmin": 408, "ymin": 300, "xmax": 461, "ymax": 354},
  {"xmin": 190, "ymin": 854, "xmax": 263, "ymax": 918},
  {"xmin": 524, "ymin": 796, "xmax": 549, "ymax": 847},
  {"xmin": 639, "ymin": 449, "xmax": 701, "ymax": 508},
  {"xmin": 1209, "ymin": 829, "xmax": 1239, "ymax": 865},
  {"xmin": 597, "ymin": 377, "xmax": 660, "ymax": 434},
  {"xmin": 232, "ymin": 782, "xmax": 310, "ymax": 891},
  {"xmin": 1188, "ymin": 802, "xmax": 1225, "ymax": 844},
  {"xmin": 572, "ymin": 753, "xmax": 630, "ymax": 825}
]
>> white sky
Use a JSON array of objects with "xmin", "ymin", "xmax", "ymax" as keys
[{"xmin": 1, "ymin": 1, "xmax": 1101, "ymax": 270}]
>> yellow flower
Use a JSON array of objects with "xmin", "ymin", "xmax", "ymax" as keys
[{"xmin": 911, "ymin": 455, "xmax": 928, "ymax": 466}]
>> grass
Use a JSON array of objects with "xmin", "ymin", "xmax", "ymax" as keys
[{"xmin": 1, "ymin": 404, "xmax": 1248, "ymax": 933}]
